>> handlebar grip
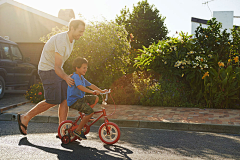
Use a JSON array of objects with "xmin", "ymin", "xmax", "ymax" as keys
[{"xmin": 100, "ymin": 89, "xmax": 111, "ymax": 95}]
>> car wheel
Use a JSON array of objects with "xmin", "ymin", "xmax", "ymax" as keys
[
  {"xmin": 0, "ymin": 76, "xmax": 5, "ymax": 99},
  {"xmin": 28, "ymin": 74, "xmax": 36, "ymax": 89}
]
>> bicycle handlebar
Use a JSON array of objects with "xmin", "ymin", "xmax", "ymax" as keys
[
  {"xmin": 100, "ymin": 89, "xmax": 111, "ymax": 95},
  {"xmin": 100, "ymin": 89, "xmax": 111, "ymax": 102}
]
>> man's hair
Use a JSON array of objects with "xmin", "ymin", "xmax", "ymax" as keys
[
  {"xmin": 72, "ymin": 57, "xmax": 88, "ymax": 71},
  {"xmin": 68, "ymin": 19, "xmax": 85, "ymax": 31}
]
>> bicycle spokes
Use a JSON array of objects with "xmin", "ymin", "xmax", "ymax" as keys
[{"xmin": 99, "ymin": 122, "xmax": 120, "ymax": 144}]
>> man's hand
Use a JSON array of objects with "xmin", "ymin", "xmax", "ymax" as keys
[
  {"xmin": 55, "ymin": 52, "xmax": 74, "ymax": 87},
  {"xmin": 93, "ymin": 90, "xmax": 101, "ymax": 95},
  {"xmin": 65, "ymin": 75, "xmax": 74, "ymax": 87}
]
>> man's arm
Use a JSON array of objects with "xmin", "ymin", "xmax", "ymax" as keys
[{"xmin": 54, "ymin": 52, "xmax": 74, "ymax": 87}]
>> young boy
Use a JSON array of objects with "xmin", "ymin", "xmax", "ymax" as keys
[{"xmin": 67, "ymin": 57, "xmax": 107, "ymax": 140}]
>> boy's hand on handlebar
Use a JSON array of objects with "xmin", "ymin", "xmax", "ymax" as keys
[{"xmin": 93, "ymin": 90, "xmax": 100, "ymax": 95}]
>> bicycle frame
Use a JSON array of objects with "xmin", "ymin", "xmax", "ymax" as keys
[
  {"xmin": 66, "ymin": 90, "xmax": 112, "ymax": 134},
  {"xmin": 59, "ymin": 89, "xmax": 121, "ymax": 144}
]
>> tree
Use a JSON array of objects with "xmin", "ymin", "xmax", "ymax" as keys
[{"xmin": 115, "ymin": 0, "xmax": 168, "ymax": 50}]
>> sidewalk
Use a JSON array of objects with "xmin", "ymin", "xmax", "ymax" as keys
[{"xmin": 0, "ymin": 102, "xmax": 240, "ymax": 134}]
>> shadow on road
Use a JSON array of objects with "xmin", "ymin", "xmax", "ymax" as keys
[
  {"xmin": 120, "ymin": 128, "xmax": 240, "ymax": 159},
  {"xmin": 18, "ymin": 137, "xmax": 133, "ymax": 160}
]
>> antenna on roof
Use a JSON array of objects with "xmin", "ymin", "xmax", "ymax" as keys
[
  {"xmin": 203, "ymin": 0, "xmax": 214, "ymax": 17},
  {"xmin": 4, "ymin": 36, "xmax": 9, "ymax": 40}
]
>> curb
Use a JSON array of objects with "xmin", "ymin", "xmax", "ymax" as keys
[
  {"xmin": 0, "ymin": 101, "xmax": 30, "ymax": 114},
  {"xmin": 1, "ymin": 113, "xmax": 240, "ymax": 135}
]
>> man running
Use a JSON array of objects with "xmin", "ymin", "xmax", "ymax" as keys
[{"xmin": 17, "ymin": 19, "xmax": 85, "ymax": 135}]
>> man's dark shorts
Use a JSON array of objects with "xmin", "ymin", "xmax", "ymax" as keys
[
  {"xmin": 38, "ymin": 70, "xmax": 68, "ymax": 104},
  {"xmin": 69, "ymin": 95, "xmax": 97, "ymax": 115}
]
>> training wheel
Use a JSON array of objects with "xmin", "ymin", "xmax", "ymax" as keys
[
  {"xmin": 61, "ymin": 135, "xmax": 70, "ymax": 144},
  {"xmin": 58, "ymin": 120, "xmax": 77, "ymax": 142}
]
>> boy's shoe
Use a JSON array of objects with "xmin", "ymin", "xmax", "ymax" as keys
[{"xmin": 73, "ymin": 129, "xmax": 87, "ymax": 140}]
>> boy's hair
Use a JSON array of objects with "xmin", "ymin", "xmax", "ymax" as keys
[
  {"xmin": 68, "ymin": 19, "xmax": 85, "ymax": 31},
  {"xmin": 72, "ymin": 57, "xmax": 88, "ymax": 71}
]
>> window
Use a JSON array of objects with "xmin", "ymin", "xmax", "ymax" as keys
[
  {"xmin": 0, "ymin": 44, "xmax": 11, "ymax": 60},
  {"xmin": 10, "ymin": 45, "xmax": 22, "ymax": 61}
]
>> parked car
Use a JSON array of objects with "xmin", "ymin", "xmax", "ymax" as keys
[{"xmin": 0, "ymin": 36, "xmax": 37, "ymax": 98}]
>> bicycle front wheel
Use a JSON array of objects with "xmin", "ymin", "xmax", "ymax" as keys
[{"xmin": 98, "ymin": 122, "xmax": 120, "ymax": 145}]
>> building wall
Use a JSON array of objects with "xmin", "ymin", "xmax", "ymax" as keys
[
  {"xmin": 213, "ymin": 11, "xmax": 233, "ymax": 33},
  {"xmin": 191, "ymin": 11, "xmax": 235, "ymax": 35},
  {"xmin": 191, "ymin": 22, "xmax": 208, "ymax": 35},
  {"xmin": 0, "ymin": 2, "xmax": 68, "ymax": 65},
  {"xmin": 0, "ymin": 3, "xmax": 67, "ymax": 43},
  {"xmin": 17, "ymin": 43, "xmax": 44, "ymax": 66}
]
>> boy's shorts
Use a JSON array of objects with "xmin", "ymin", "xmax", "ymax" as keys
[
  {"xmin": 38, "ymin": 70, "xmax": 68, "ymax": 104},
  {"xmin": 69, "ymin": 95, "xmax": 97, "ymax": 115}
]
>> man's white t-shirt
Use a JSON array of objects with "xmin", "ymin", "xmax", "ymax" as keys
[{"xmin": 38, "ymin": 32, "xmax": 75, "ymax": 71}]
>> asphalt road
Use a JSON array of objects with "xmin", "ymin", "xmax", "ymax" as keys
[{"xmin": 0, "ymin": 121, "xmax": 240, "ymax": 159}]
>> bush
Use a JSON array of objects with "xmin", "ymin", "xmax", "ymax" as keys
[
  {"xmin": 25, "ymin": 83, "xmax": 44, "ymax": 103},
  {"xmin": 134, "ymin": 18, "xmax": 240, "ymax": 108},
  {"xmin": 108, "ymin": 70, "xmax": 158, "ymax": 105},
  {"xmin": 203, "ymin": 65, "xmax": 240, "ymax": 108},
  {"xmin": 139, "ymin": 76, "xmax": 194, "ymax": 107},
  {"xmin": 108, "ymin": 73, "xmax": 141, "ymax": 105},
  {"xmin": 134, "ymin": 31, "xmax": 198, "ymax": 105}
]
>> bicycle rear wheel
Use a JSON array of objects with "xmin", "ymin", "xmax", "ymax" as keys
[{"xmin": 58, "ymin": 120, "xmax": 77, "ymax": 143}]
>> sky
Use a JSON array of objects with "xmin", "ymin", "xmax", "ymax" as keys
[{"xmin": 15, "ymin": 0, "xmax": 240, "ymax": 37}]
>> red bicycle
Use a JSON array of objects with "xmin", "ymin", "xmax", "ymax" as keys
[{"xmin": 57, "ymin": 90, "xmax": 120, "ymax": 145}]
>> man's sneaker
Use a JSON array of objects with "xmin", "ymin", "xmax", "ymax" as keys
[{"xmin": 73, "ymin": 129, "xmax": 87, "ymax": 140}]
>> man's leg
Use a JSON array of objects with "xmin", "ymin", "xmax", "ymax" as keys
[
  {"xmin": 58, "ymin": 99, "xmax": 69, "ymax": 124},
  {"xmin": 20, "ymin": 100, "xmax": 56, "ymax": 134}
]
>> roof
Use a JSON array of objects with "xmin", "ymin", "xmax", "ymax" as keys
[
  {"xmin": 0, "ymin": 0, "xmax": 68, "ymax": 26},
  {"xmin": 191, "ymin": 17, "xmax": 208, "ymax": 25},
  {"xmin": 191, "ymin": 17, "xmax": 239, "ymax": 29},
  {"xmin": 0, "ymin": 36, "xmax": 17, "ymax": 45}
]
